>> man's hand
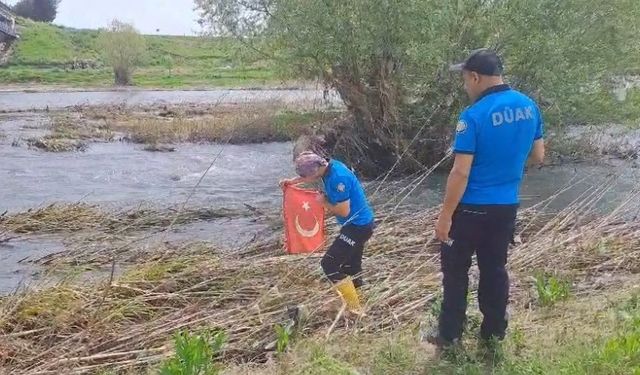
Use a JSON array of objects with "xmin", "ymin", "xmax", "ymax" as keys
[
  {"xmin": 527, "ymin": 139, "xmax": 545, "ymax": 167},
  {"xmin": 435, "ymin": 154, "xmax": 472, "ymax": 244},
  {"xmin": 435, "ymin": 214, "xmax": 452, "ymax": 243}
]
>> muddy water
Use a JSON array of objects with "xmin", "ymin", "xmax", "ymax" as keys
[
  {"xmin": 0, "ymin": 140, "xmax": 296, "ymax": 293},
  {"xmin": 0, "ymin": 89, "xmax": 341, "ymax": 111},
  {"xmin": 1, "ymin": 139, "xmax": 636, "ymax": 293},
  {"xmin": 0, "ymin": 237, "xmax": 64, "ymax": 293},
  {"xmin": 1, "ymin": 138, "xmax": 635, "ymax": 213},
  {"xmin": 0, "ymin": 142, "xmax": 293, "ymax": 211},
  {"xmin": 0, "ymin": 89, "xmax": 638, "ymax": 294}
]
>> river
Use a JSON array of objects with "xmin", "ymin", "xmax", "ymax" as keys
[
  {"xmin": 0, "ymin": 89, "xmax": 637, "ymax": 294},
  {"xmin": 0, "ymin": 88, "xmax": 341, "ymax": 112}
]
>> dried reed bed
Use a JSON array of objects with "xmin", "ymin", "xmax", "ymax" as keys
[
  {"xmin": 34, "ymin": 101, "xmax": 343, "ymax": 149},
  {"xmin": 0, "ymin": 180, "xmax": 639, "ymax": 374},
  {"xmin": 0, "ymin": 203, "xmax": 277, "ymax": 269},
  {"xmin": 0, "ymin": 204, "xmax": 256, "ymax": 235}
]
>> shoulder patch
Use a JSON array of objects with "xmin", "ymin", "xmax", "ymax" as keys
[{"xmin": 456, "ymin": 120, "xmax": 467, "ymax": 133}]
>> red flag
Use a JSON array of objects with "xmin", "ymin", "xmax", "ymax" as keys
[{"xmin": 282, "ymin": 185, "xmax": 325, "ymax": 254}]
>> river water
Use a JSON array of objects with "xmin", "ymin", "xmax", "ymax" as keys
[
  {"xmin": 0, "ymin": 88, "xmax": 341, "ymax": 112},
  {"xmin": 0, "ymin": 89, "xmax": 637, "ymax": 293}
]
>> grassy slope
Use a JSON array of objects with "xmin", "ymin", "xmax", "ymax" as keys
[{"xmin": 0, "ymin": 19, "xmax": 278, "ymax": 89}]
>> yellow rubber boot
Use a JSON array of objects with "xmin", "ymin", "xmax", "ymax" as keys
[{"xmin": 335, "ymin": 277, "xmax": 363, "ymax": 315}]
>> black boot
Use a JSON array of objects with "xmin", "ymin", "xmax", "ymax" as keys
[
  {"xmin": 422, "ymin": 326, "xmax": 460, "ymax": 350},
  {"xmin": 477, "ymin": 336, "xmax": 504, "ymax": 364}
]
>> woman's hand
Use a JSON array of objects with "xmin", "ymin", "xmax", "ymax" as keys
[{"xmin": 279, "ymin": 178, "xmax": 298, "ymax": 188}]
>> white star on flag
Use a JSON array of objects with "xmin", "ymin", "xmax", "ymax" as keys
[{"xmin": 302, "ymin": 201, "xmax": 311, "ymax": 211}]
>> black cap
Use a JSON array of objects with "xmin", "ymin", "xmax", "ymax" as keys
[{"xmin": 450, "ymin": 48, "xmax": 503, "ymax": 76}]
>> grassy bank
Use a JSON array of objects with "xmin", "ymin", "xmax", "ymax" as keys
[
  {"xmin": 238, "ymin": 289, "xmax": 640, "ymax": 375},
  {"xmin": 0, "ymin": 183, "xmax": 639, "ymax": 373},
  {"xmin": 0, "ymin": 19, "xmax": 278, "ymax": 89}
]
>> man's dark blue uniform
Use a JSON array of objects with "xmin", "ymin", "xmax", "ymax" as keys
[{"xmin": 433, "ymin": 49, "xmax": 545, "ymax": 346}]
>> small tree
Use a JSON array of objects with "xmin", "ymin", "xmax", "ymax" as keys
[
  {"xmin": 13, "ymin": 0, "xmax": 60, "ymax": 23},
  {"xmin": 161, "ymin": 54, "xmax": 175, "ymax": 76},
  {"xmin": 97, "ymin": 20, "xmax": 146, "ymax": 86}
]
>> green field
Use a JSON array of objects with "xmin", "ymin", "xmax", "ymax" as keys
[{"xmin": 0, "ymin": 19, "xmax": 279, "ymax": 89}]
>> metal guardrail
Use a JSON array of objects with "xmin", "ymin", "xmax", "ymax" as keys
[
  {"xmin": 0, "ymin": 7, "xmax": 12, "ymax": 19},
  {"xmin": 0, "ymin": 21, "xmax": 15, "ymax": 37}
]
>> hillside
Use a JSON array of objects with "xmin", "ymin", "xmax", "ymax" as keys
[{"xmin": 0, "ymin": 19, "xmax": 278, "ymax": 89}]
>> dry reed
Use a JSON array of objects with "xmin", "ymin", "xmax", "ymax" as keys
[
  {"xmin": 41, "ymin": 102, "xmax": 342, "ymax": 147},
  {"xmin": 0, "ymin": 180, "xmax": 639, "ymax": 374}
]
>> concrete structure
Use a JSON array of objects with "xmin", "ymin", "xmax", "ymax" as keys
[{"xmin": 0, "ymin": 1, "xmax": 17, "ymax": 42}]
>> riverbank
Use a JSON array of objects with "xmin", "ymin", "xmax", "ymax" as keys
[
  {"xmin": 0, "ymin": 184, "xmax": 639, "ymax": 374},
  {"xmin": 0, "ymin": 19, "xmax": 279, "ymax": 89},
  {"xmin": 0, "ymin": 88, "xmax": 639, "ymax": 373}
]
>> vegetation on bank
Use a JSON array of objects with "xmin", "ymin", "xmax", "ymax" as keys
[
  {"xmin": 198, "ymin": 0, "xmax": 640, "ymax": 176},
  {"xmin": 0, "ymin": 185, "xmax": 639, "ymax": 373},
  {"xmin": 0, "ymin": 19, "xmax": 278, "ymax": 88},
  {"xmin": 97, "ymin": 20, "xmax": 147, "ymax": 86},
  {"xmin": 244, "ymin": 291, "xmax": 640, "ymax": 375},
  {"xmin": 0, "ymin": 203, "xmax": 257, "ymax": 235},
  {"xmin": 11, "ymin": 0, "xmax": 59, "ymax": 23},
  {"xmin": 20, "ymin": 103, "xmax": 341, "ymax": 152}
]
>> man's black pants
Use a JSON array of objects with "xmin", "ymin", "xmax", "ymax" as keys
[
  {"xmin": 321, "ymin": 223, "xmax": 374, "ymax": 285},
  {"xmin": 438, "ymin": 204, "xmax": 517, "ymax": 343}
]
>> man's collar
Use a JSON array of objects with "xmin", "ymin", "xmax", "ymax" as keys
[{"xmin": 474, "ymin": 84, "xmax": 511, "ymax": 103}]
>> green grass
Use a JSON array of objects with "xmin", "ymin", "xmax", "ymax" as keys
[
  {"xmin": 120, "ymin": 259, "xmax": 194, "ymax": 283},
  {"xmin": 535, "ymin": 273, "xmax": 572, "ymax": 307},
  {"xmin": 1, "ymin": 18, "xmax": 278, "ymax": 89},
  {"xmin": 159, "ymin": 330, "xmax": 227, "ymax": 375},
  {"xmin": 9, "ymin": 20, "xmax": 99, "ymax": 65},
  {"xmin": 296, "ymin": 347, "xmax": 358, "ymax": 375},
  {"xmin": 275, "ymin": 323, "xmax": 293, "ymax": 354},
  {"xmin": 0, "ymin": 66, "xmax": 113, "ymax": 86},
  {"xmin": 230, "ymin": 290, "xmax": 640, "ymax": 375}
]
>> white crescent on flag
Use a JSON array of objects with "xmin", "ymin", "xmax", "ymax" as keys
[
  {"xmin": 295, "ymin": 201, "xmax": 320, "ymax": 238},
  {"xmin": 294, "ymin": 215, "xmax": 320, "ymax": 238}
]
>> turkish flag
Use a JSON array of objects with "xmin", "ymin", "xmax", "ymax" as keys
[{"xmin": 282, "ymin": 185, "xmax": 325, "ymax": 254}]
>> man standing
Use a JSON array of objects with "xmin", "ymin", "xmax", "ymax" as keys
[{"xmin": 429, "ymin": 49, "xmax": 545, "ymax": 348}]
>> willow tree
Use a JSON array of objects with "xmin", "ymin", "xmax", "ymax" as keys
[
  {"xmin": 98, "ymin": 20, "xmax": 147, "ymax": 86},
  {"xmin": 196, "ymin": 0, "xmax": 640, "ymax": 176}
]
